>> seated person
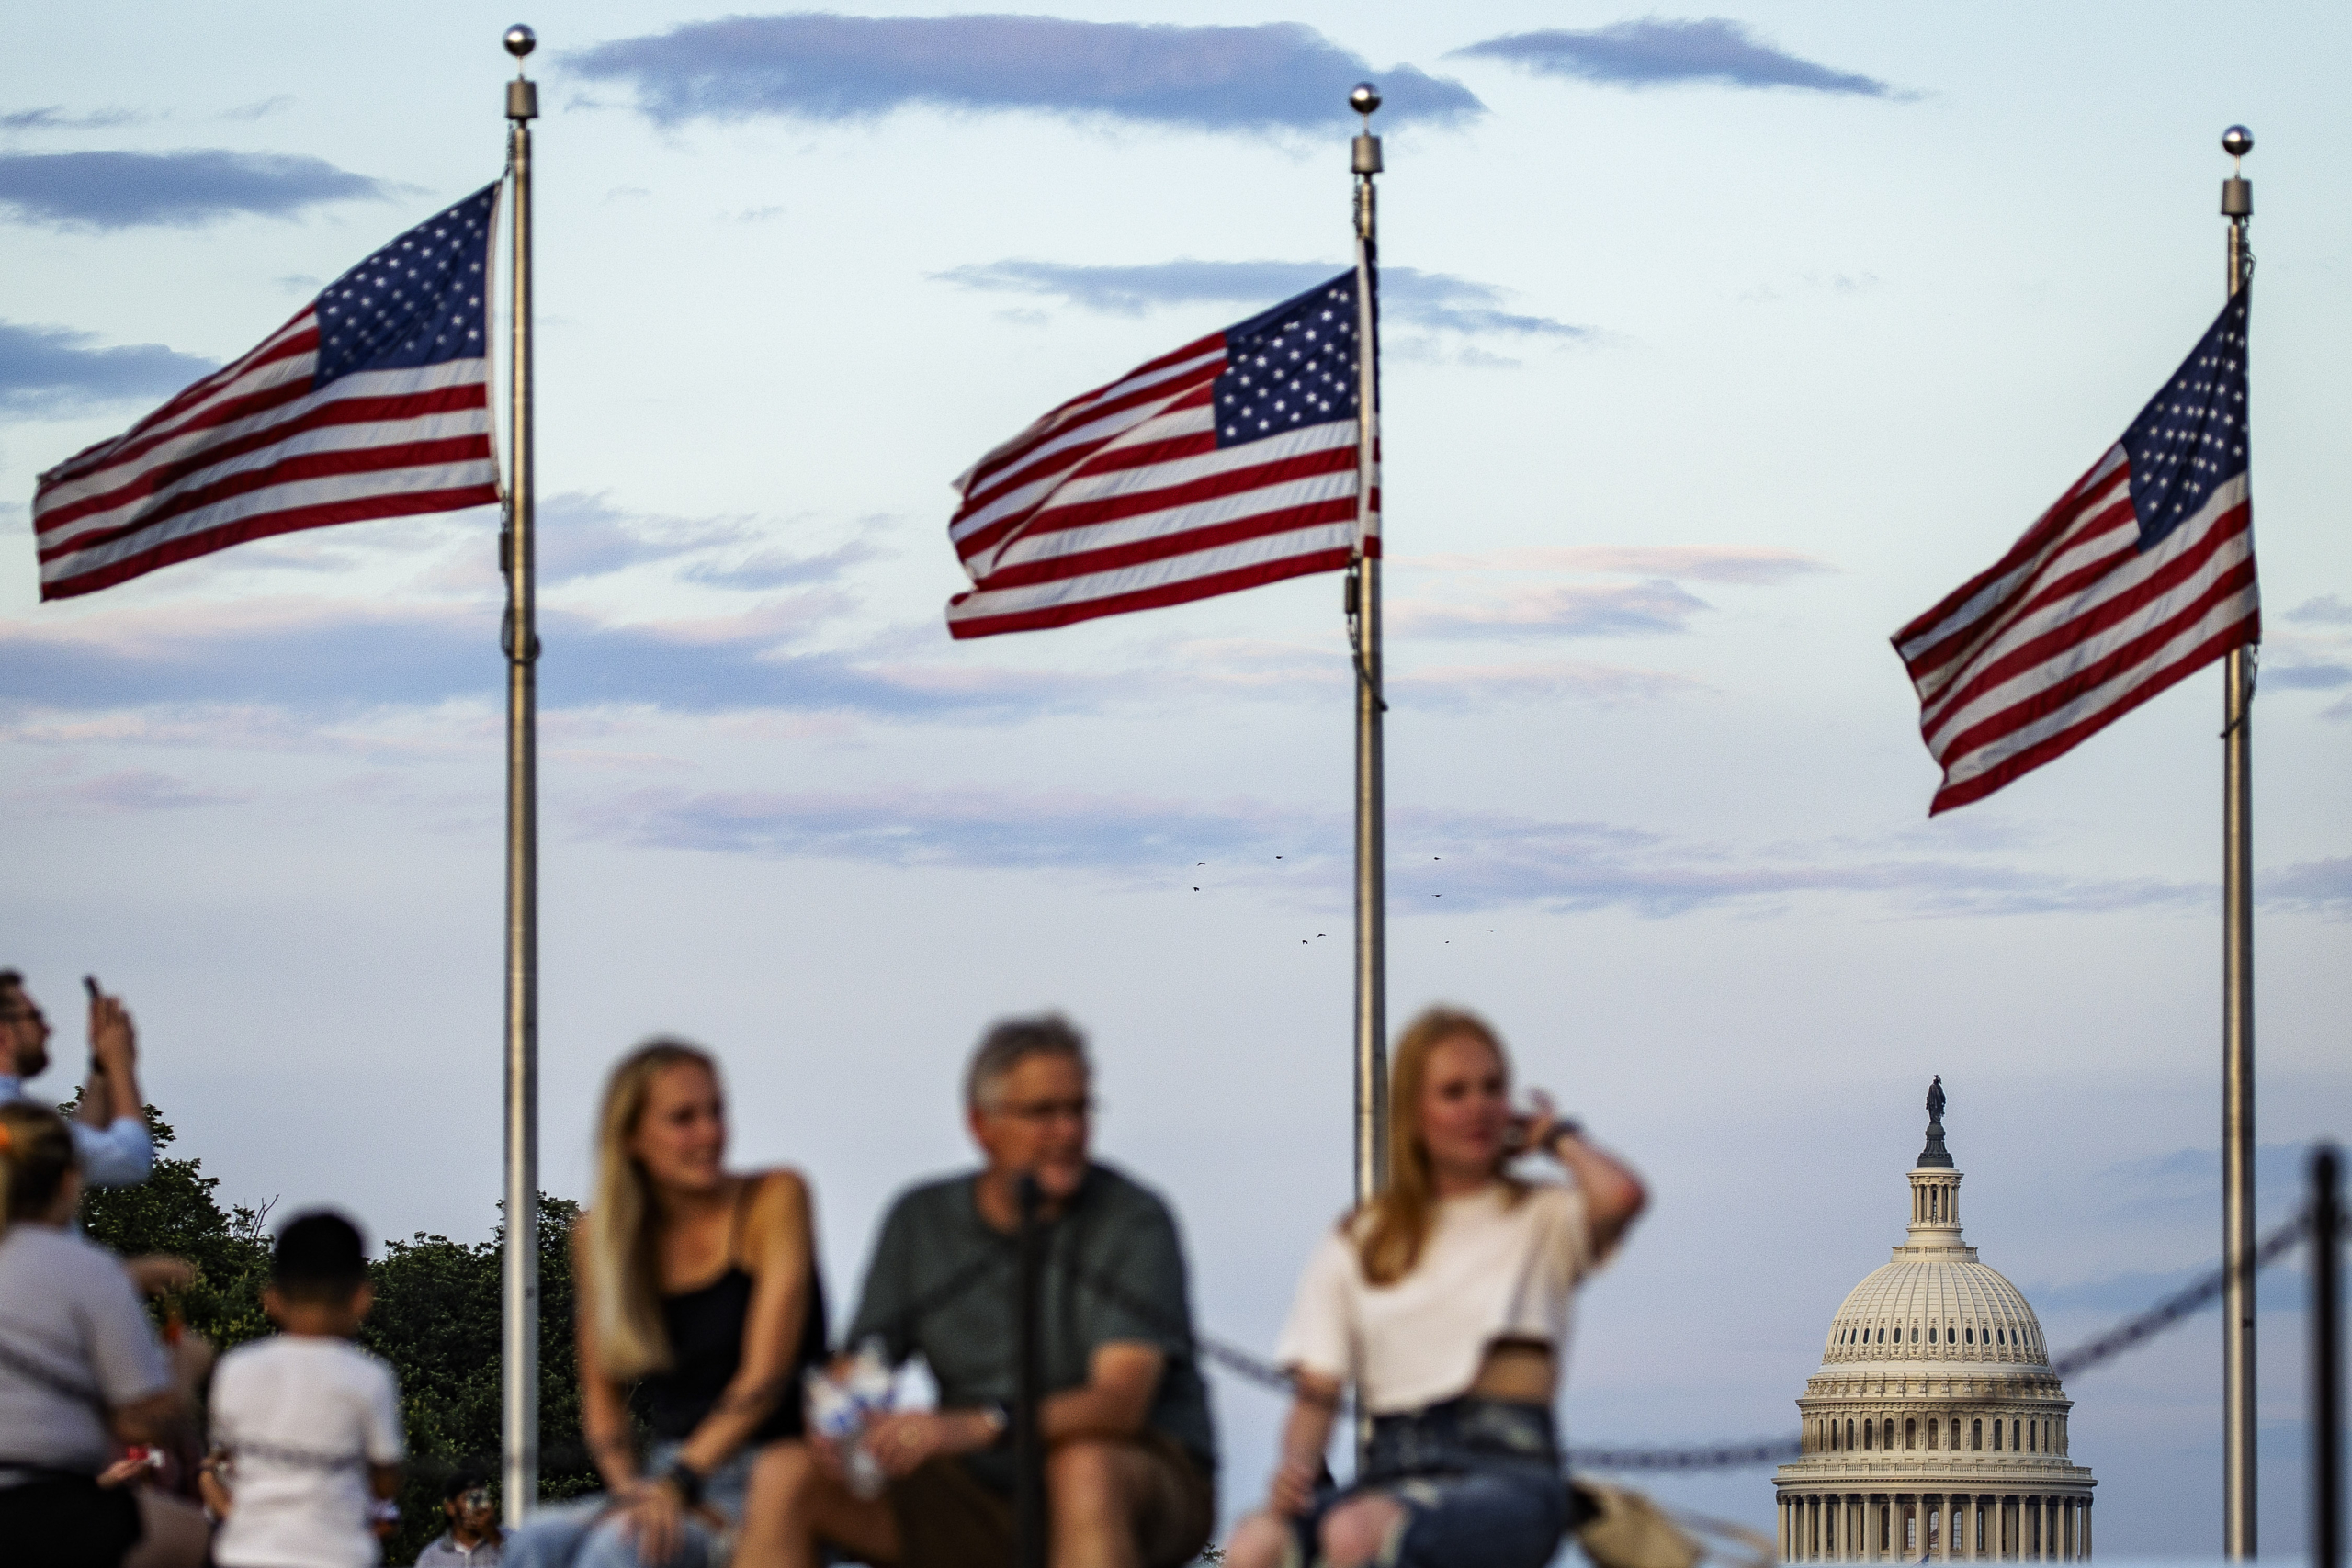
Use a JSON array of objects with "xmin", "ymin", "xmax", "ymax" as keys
[
  {"xmin": 1222, "ymin": 1006, "xmax": 1646, "ymax": 1568},
  {"xmin": 769, "ymin": 1014, "xmax": 1216, "ymax": 1568},
  {"xmin": 506, "ymin": 1040, "xmax": 827, "ymax": 1568}
]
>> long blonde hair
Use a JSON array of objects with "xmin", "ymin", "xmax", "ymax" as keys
[
  {"xmin": 585, "ymin": 1039, "xmax": 719, "ymax": 1381},
  {"xmin": 0, "ymin": 1102, "xmax": 78, "ymax": 1240},
  {"xmin": 1355, "ymin": 1006, "xmax": 1520, "ymax": 1286}
]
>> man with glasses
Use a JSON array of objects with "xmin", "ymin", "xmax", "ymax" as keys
[
  {"xmin": 414, "ymin": 1467, "xmax": 503, "ymax": 1566},
  {"xmin": 777, "ymin": 1014, "xmax": 1216, "ymax": 1568},
  {"xmin": 0, "ymin": 969, "xmax": 152, "ymax": 1188}
]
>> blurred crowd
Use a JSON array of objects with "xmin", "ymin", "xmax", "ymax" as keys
[{"xmin": 0, "ymin": 973, "xmax": 1643, "ymax": 1568}]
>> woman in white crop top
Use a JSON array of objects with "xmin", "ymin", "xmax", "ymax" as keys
[{"xmin": 1223, "ymin": 1007, "xmax": 1645, "ymax": 1568}]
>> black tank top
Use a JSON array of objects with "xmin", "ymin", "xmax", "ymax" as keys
[{"xmin": 638, "ymin": 1179, "xmax": 830, "ymax": 1442}]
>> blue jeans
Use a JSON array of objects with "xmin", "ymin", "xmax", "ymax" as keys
[
  {"xmin": 503, "ymin": 1443, "xmax": 756, "ymax": 1568},
  {"xmin": 1295, "ymin": 1398, "xmax": 1567, "ymax": 1568}
]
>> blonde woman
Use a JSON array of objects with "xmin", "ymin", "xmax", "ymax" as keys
[
  {"xmin": 1224, "ymin": 1008, "xmax": 1646, "ymax": 1568},
  {"xmin": 508, "ymin": 1042, "xmax": 827, "ymax": 1568}
]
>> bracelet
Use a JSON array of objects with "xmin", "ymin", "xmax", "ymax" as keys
[
  {"xmin": 1544, "ymin": 1121, "xmax": 1585, "ymax": 1151},
  {"xmin": 663, "ymin": 1460, "xmax": 704, "ymax": 1507},
  {"xmin": 978, "ymin": 1404, "xmax": 1012, "ymax": 1450}
]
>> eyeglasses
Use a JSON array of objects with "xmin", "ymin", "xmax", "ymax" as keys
[{"xmin": 990, "ymin": 1097, "xmax": 1096, "ymax": 1125}]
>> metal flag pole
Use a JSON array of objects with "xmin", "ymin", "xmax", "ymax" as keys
[
  {"xmin": 2313, "ymin": 1145, "xmax": 2344, "ymax": 1568},
  {"xmin": 500, "ymin": 22, "xmax": 542, "ymax": 1524},
  {"xmin": 2219, "ymin": 120, "xmax": 2256, "ymax": 1563},
  {"xmin": 1345, "ymin": 82, "xmax": 1387, "ymax": 1213}
]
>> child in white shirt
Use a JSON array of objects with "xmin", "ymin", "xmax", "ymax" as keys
[{"xmin": 205, "ymin": 1212, "xmax": 406, "ymax": 1568}]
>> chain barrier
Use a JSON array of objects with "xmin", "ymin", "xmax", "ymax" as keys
[
  {"xmin": 127, "ymin": 1204, "xmax": 2337, "ymax": 1485},
  {"xmin": 1566, "ymin": 1206, "xmax": 2316, "ymax": 1473}
]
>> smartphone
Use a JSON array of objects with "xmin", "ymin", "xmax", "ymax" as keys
[{"xmin": 83, "ymin": 975, "xmax": 100, "ymax": 1000}]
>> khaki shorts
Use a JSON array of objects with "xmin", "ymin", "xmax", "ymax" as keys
[{"xmin": 884, "ymin": 1430, "xmax": 1215, "ymax": 1568}]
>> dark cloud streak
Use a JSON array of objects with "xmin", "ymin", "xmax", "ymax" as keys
[
  {"xmin": 0, "ymin": 320, "xmax": 218, "ymax": 412},
  {"xmin": 1453, "ymin": 18, "xmax": 1901, "ymax": 98},
  {"xmin": 568, "ymin": 14, "xmax": 1483, "ymax": 132},
  {"xmin": 937, "ymin": 258, "xmax": 1586, "ymax": 338},
  {"xmin": 0, "ymin": 150, "xmax": 389, "ymax": 230}
]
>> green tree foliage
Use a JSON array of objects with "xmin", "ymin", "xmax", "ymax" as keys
[
  {"xmin": 78, "ymin": 1109, "xmax": 599, "ymax": 1565},
  {"xmin": 77, "ymin": 1107, "xmax": 273, "ymax": 1352},
  {"xmin": 363, "ymin": 1196, "xmax": 600, "ymax": 1563}
]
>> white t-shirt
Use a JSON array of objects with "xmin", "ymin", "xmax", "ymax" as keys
[
  {"xmin": 0, "ymin": 1224, "xmax": 172, "ymax": 1481},
  {"xmin": 210, "ymin": 1336, "xmax": 405, "ymax": 1568},
  {"xmin": 1275, "ymin": 1180, "xmax": 1599, "ymax": 1415}
]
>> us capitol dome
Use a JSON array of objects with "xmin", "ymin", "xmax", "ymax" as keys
[{"xmin": 1774, "ymin": 1080, "xmax": 2095, "ymax": 1561}]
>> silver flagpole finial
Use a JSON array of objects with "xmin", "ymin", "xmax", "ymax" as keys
[
  {"xmin": 1349, "ymin": 81, "xmax": 1381, "ymax": 119},
  {"xmin": 505, "ymin": 25, "xmax": 539, "ymax": 121},
  {"xmin": 2222, "ymin": 124, "xmax": 2254, "ymax": 164}
]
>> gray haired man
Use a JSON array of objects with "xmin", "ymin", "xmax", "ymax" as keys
[{"xmin": 775, "ymin": 1014, "xmax": 1216, "ymax": 1568}]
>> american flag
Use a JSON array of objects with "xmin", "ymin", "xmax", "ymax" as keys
[
  {"xmin": 1894, "ymin": 293, "xmax": 2256, "ymax": 814},
  {"xmin": 944, "ymin": 270, "xmax": 1372, "ymax": 638},
  {"xmin": 32, "ymin": 186, "xmax": 502, "ymax": 600}
]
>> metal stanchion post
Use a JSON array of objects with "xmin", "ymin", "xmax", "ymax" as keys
[
  {"xmin": 1014, "ymin": 1176, "xmax": 1046, "ymax": 1568},
  {"xmin": 2315, "ymin": 1145, "xmax": 2343, "ymax": 1568}
]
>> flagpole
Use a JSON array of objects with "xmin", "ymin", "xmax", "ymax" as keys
[
  {"xmin": 2219, "ymin": 120, "xmax": 2256, "ymax": 1563},
  {"xmin": 500, "ymin": 23, "xmax": 542, "ymax": 1525},
  {"xmin": 1346, "ymin": 84, "xmax": 1387, "ymax": 1213}
]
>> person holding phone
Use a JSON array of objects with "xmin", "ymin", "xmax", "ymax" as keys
[
  {"xmin": 0, "ymin": 970, "xmax": 152, "ymax": 1190},
  {"xmin": 1221, "ymin": 1006, "xmax": 1646, "ymax": 1568}
]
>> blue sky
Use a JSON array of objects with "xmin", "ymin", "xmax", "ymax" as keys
[{"xmin": 4, "ymin": 2, "xmax": 2350, "ymax": 1554}]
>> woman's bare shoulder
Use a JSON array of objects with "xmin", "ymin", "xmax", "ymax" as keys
[{"xmin": 740, "ymin": 1168, "xmax": 814, "ymax": 1229}]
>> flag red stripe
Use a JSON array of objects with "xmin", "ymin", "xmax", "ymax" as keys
[
  {"xmin": 945, "ymin": 545, "xmax": 1351, "ymax": 638},
  {"xmin": 953, "ymin": 364, "xmax": 1225, "ymax": 529},
  {"xmin": 37, "ymin": 382, "xmax": 488, "ymax": 542},
  {"xmin": 1920, "ymin": 502, "xmax": 2249, "ymax": 748},
  {"xmin": 1926, "ymin": 534, "xmax": 2254, "ymax": 762},
  {"xmin": 950, "ymin": 410, "xmax": 1217, "ymax": 565},
  {"xmin": 1894, "ymin": 448, "xmax": 2123, "ymax": 652},
  {"xmin": 957, "ymin": 334, "xmax": 1224, "ymax": 501},
  {"xmin": 40, "ymin": 480, "xmax": 501, "ymax": 602},
  {"xmin": 1928, "ymin": 601, "xmax": 2259, "ymax": 813},
  {"xmin": 39, "ymin": 324, "xmax": 321, "ymax": 491},
  {"xmin": 38, "ymin": 434, "xmax": 495, "ymax": 564},
  {"xmin": 972, "ymin": 494, "xmax": 1360, "ymax": 591},
  {"xmin": 984, "ymin": 442, "xmax": 1357, "ymax": 558},
  {"xmin": 1902, "ymin": 488, "xmax": 2136, "ymax": 693}
]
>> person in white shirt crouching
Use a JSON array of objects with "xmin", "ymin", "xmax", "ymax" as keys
[
  {"xmin": 202, "ymin": 1213, "xmax": 406, "ymax": 1568},
  {"xmin": 1222, "ymin": 1006, "xmax": 1647, "ymax": 1568}
]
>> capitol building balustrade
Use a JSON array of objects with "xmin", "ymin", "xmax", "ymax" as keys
[{"xmin": 1774, "ymin": 1081, "xmax": 2094, "ymax": 1560}]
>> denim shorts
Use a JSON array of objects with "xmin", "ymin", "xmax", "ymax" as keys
[
  {"xmin": 1293, "ymin": 1398, "xmax": 1568, "ymax": 1568},
  {"xmin": 503, "ymin": 1440, "xmax": 756, "ymax": 1568}
]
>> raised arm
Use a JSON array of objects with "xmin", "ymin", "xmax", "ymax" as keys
[
  {"xmin": 1548, "ymin": 1128, "xmax": 1645, "ymax": 1259},
  {"xmin": 73, "ymin": 993, "xmax": 152, "ymax": 1186}
]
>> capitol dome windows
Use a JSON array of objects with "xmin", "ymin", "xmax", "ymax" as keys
[{"xmin": 1775, "ymin": 1085, "xmax": 2096, "ymax": 1562}]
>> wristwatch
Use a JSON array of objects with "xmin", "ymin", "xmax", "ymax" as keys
[
  {"xmin": 978, "ymin": 1404, "xmax": 1012, "ymax": 1449},
  {"xmin": 1543, "ymin": 1120, "xmax": 1585, "ymax": 1151}
]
